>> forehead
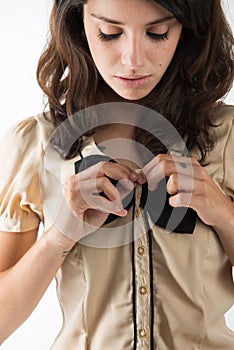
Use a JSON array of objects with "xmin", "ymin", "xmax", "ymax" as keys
[{"xmin": 84, "ymin": 0, "xmax": 172, "ymax": 24}]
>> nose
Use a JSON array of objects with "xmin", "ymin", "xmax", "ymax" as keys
[{"xmin": 121, "ymin": 34, "xmax": 145, "ymax": 69}]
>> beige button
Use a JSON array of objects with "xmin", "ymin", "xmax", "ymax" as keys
[
  {"xmin": 139, "ymin": 286, "xmax": 148, "ymax": 295},
  {"xmin": 139, "ymin": 328, "xmax": 148, "ymax": 338},
  {"xmin": 138, "ymin": 246, "xmax": 146, "ymax": 256}
]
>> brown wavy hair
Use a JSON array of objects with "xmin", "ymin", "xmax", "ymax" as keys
[{"xmin": 37, "ymin": 0, "xmax": 234, "ymax": 161}]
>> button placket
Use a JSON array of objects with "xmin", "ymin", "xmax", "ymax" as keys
[{"xmin": 134, "ymin": 186, "xmax": 151, "ymax": 348}]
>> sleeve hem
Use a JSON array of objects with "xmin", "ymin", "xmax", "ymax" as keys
[{"xmin": 0, "ymin": 216, "xmax": 41, "ymax": 233}]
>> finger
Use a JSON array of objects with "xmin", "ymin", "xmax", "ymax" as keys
[
  {"xmin": 143, "ymin": 155, "xmax": 195, "ymax": 191},
  {"xmin": 117, "ymin": 178, "xmax": 135, "ymax": 195},
  {"xmin": 98, "ymin": 161, "xmax": 141, "ymax": 183},
  {"xmin": 167, "ymin": 174, "xmax": 178, "ymax": 195},
  {"xmin": 78, "ymin": 161, "xmax": 139, "ymax": 183},
  {"xmin": 79, "ymin": 174, "xmax": 135, "ymax": 205},
  {"xmin": 115, "ymin": 180, "xmax": 136, "ymax": 210},
  {"xmin": 94, "ymin": 177, "xmax": 120, "ymax": 201},
  {"xmin": 142, "ymin": 154, "xmax": 177, "ymax": 175},
  {"xmin": 145, "ymin": 164, "xmax": 166, "ymax": 191},
  {"xmin": 76, "ymin": 162, "xmax": 141, "ymax": 206},
  {"xmin": 169, "ymin": 192, "xmax": 194, "ymax": 208},
  {"xmin": 66, "ymin": 176, "xmax": 121, "ymax": 211},
  {"xmin": 78, "ymin": 177, "xmax": 128, "ymax": 213},
  {"xmin": 142, "ymin": 155, "xmax": 175, "ymax": 191},
  {"xmin": 92, "ymin": 178, "xmax": 133, "ymax": 215},
  {"xmin": 142, "ymin": 156, "xmax": 160, "ymax": 176},
  {"xmin": 134, "ymin": 169, "xmax": 147, "ymax": 184},
  {"xmin": 143, "ymin": 154, "xmax": 194, "ymax": 176},
  {"xmin": 85, "ymin": 195, "xmax": 127, "ymax": 216},
  {"xmin": 167, "ymin": 174, "xmax": 194, "ymax": 195}
]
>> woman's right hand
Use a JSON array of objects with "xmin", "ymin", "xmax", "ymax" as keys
[{"xmin": 53, "ymin": 161, "xmax": 142, "ymax": 244}]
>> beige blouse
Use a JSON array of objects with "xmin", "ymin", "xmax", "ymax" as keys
[{"xmin": 0, "ymin": 105, "xmax": 233, "ymax": 349}]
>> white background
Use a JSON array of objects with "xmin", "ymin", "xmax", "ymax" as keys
[{"xmin": 0, "ymin": 1, "xmax": 233, "ymax": 349}]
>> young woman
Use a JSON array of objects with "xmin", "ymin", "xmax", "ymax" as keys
[{"xmin": 0, "ymin": 0, "xmax": 233, "ymax": 349}]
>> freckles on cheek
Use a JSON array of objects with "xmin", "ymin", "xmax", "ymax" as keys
[
  {"xmin": 156, "ymin": 60, "xmax": 171, "ymax": 77},
  {"xmin": 158, "ymin": 59, "xmax": 167, "ymax": 68},
  {"xmin": 161, "ymin": 46, "xmax": 177, "ymax": 67}
]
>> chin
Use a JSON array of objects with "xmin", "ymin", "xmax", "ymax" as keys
[{"xmin": 116, "ymin": 89, "xmax": 154, "ymax": 102}]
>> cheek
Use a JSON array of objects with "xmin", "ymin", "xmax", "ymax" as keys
[
  {"xmin": 87, "ymin": 36, "xmax": 104, "ymax": 58},
  {"xmin": 87, "ymin": 41, "xmax": 104, "ymax": 66},
  {"xmin": 158, "ymin": 37, "xmax": 181, "ymax": 68},
  {"xmin": 90, "ymin": 44, "xmax": 116, "ymax": 72}
]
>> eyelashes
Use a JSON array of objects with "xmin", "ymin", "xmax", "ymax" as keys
[
  {"xmin": 147, "ymin": 30, "xmax": 169, "ymax": 41},
  {"xmin": 98, "ymin": 29, "xmax": 169, "ymax": 42},
  {"xmin": 98, "ymin": 31, "xmax": 121, "ymax": 42}
]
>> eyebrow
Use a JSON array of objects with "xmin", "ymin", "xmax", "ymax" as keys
[{"xmin": 90, "ymin": 13, "xmax": 175, "ymax": 26}]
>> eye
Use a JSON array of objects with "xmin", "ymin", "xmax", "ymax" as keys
[
  {"xmin": 147, "ymin": 30, "xmax": 169, "ymax": 41},
  {"xmin": 98, "ymin": 30, "xmax": 121, "ymax": 42}
]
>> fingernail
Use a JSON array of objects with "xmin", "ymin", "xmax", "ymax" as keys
[
  {"xmin": 138, "ymin": 174, "xmax": 146, "ymax": 184},
  {"xmin": 118, "ymin": 209, "xmax": 128, "ymax": 216},
  {"xmin": 129, "ymin": 172, "xmax": 139, "ymax": 180}
]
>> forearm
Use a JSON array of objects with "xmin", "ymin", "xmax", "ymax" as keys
[{"xmin": 0, "ymin": 227, "xmax": 75, "ymax": 343}]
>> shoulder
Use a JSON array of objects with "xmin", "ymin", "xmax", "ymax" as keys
[
  {"xmin": 203, "ymin": 104, "xmax": 234, "ymax": 162},
  {"xmin": 0, "ymin": 112, "xmax": 54, "ymax": 155},
  {"xmin": 2, "ymin": 112, "xmax": 54, "ymax": 145},
  {"xmin": 211, "ymin": 103, "xmax": 234, "ymax": 121},
  {"xmin": 210, "ymin": 104, "xmax": 234, "ymax": 199},
  {"xmin": 0, "ymin": 112, "xmax": 55, "ymax": 181},
  {"xmin": 198, "ymin": 104, "xmax": 234, "ymax": 176},
  {"xmin": 210, "ymin": 103, "xmax": 234, "ymax": 141}
]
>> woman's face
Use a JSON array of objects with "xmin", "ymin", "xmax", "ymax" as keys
[{"xmin": 83, "ymin": 0, "xmax": 182, "ymax": 100}]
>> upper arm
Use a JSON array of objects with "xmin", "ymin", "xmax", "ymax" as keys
[
  {"xmin": 0, "ymin": 117, "xmax": 45, "ymax": 266},
  {"xmin": 0, "ymin": 117, "xmax": 44, "ymax": 233},
  {"xmin": 0, "ymin": 229, "xmax": 38, "ymax": 272}
]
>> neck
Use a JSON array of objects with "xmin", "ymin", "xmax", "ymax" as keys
[{"xmin": 94, "ymin": 123, "xmax": 135, "ymax": 144}]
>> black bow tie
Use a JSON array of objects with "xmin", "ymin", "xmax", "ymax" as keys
[{"xmin": 75, "ymin": 155, "xmax": 196, "ymax": 234}]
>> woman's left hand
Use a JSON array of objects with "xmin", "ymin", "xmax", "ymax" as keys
[{"xmin": 140, "ymin": 154, "xmax": 233, "ymax": 228}]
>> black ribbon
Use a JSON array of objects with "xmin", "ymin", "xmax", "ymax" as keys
[{"xmin": 74, "ymin": 155, "xmax": 196, "ymax": 233}]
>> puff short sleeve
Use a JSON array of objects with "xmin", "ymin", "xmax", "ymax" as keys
[{"xmin": 0, "ymin": 115, "xmax": 52, "ymax": 232}]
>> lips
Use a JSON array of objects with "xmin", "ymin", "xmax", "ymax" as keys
[{"xmin": 115, "ymin": 75, "xmax": 151, "ymax": 88}]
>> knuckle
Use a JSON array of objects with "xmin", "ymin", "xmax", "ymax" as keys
[
  {"xmin": 171, "ymin": 174, "xmax": 178, "ymax": 186},
  {"xmin": 99, "ymin": 160, "xmax": 110, "ymax": 171},
  {"xmin": 200, "ymin": 168, "xmax": 207, "ymax": 178},
  {"xmin": 102, "ymin": 176, "xmax": 110, "ymax": 186},
  {"xmin": 65, "ymin": 187, "xmax": 76, "ymax": 203},
  {"xmin": 191, "ymin": 157, "xmax": 199, "ymax": 165},
  {"xmin": 159, "ymin": 159, "xmax": 168, "ymax": 172},
  {"xmin": 66, "ymin": 176, "xmax": 76, "ymax": 192},
  {"xmin": 94, "ymin": 161, "xmax": 107, "ymax": 176},
  {"xmin": 67, "ymin": 174, "xmax": 77, "ymax": 187},
  {"xmin": 97, "ymin": 176, "xmax": 109, "ymax": 189},
  {"xmin": 111, "ymin": 201, "xmax": 123, "ymax": 212},
  {"xmin": 155, "ymin": 154, "xmax": 164, "ymax": 163},
  {"xmin": 65, "ymin": 175, "xmax": 83, "ymax": 202}
]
